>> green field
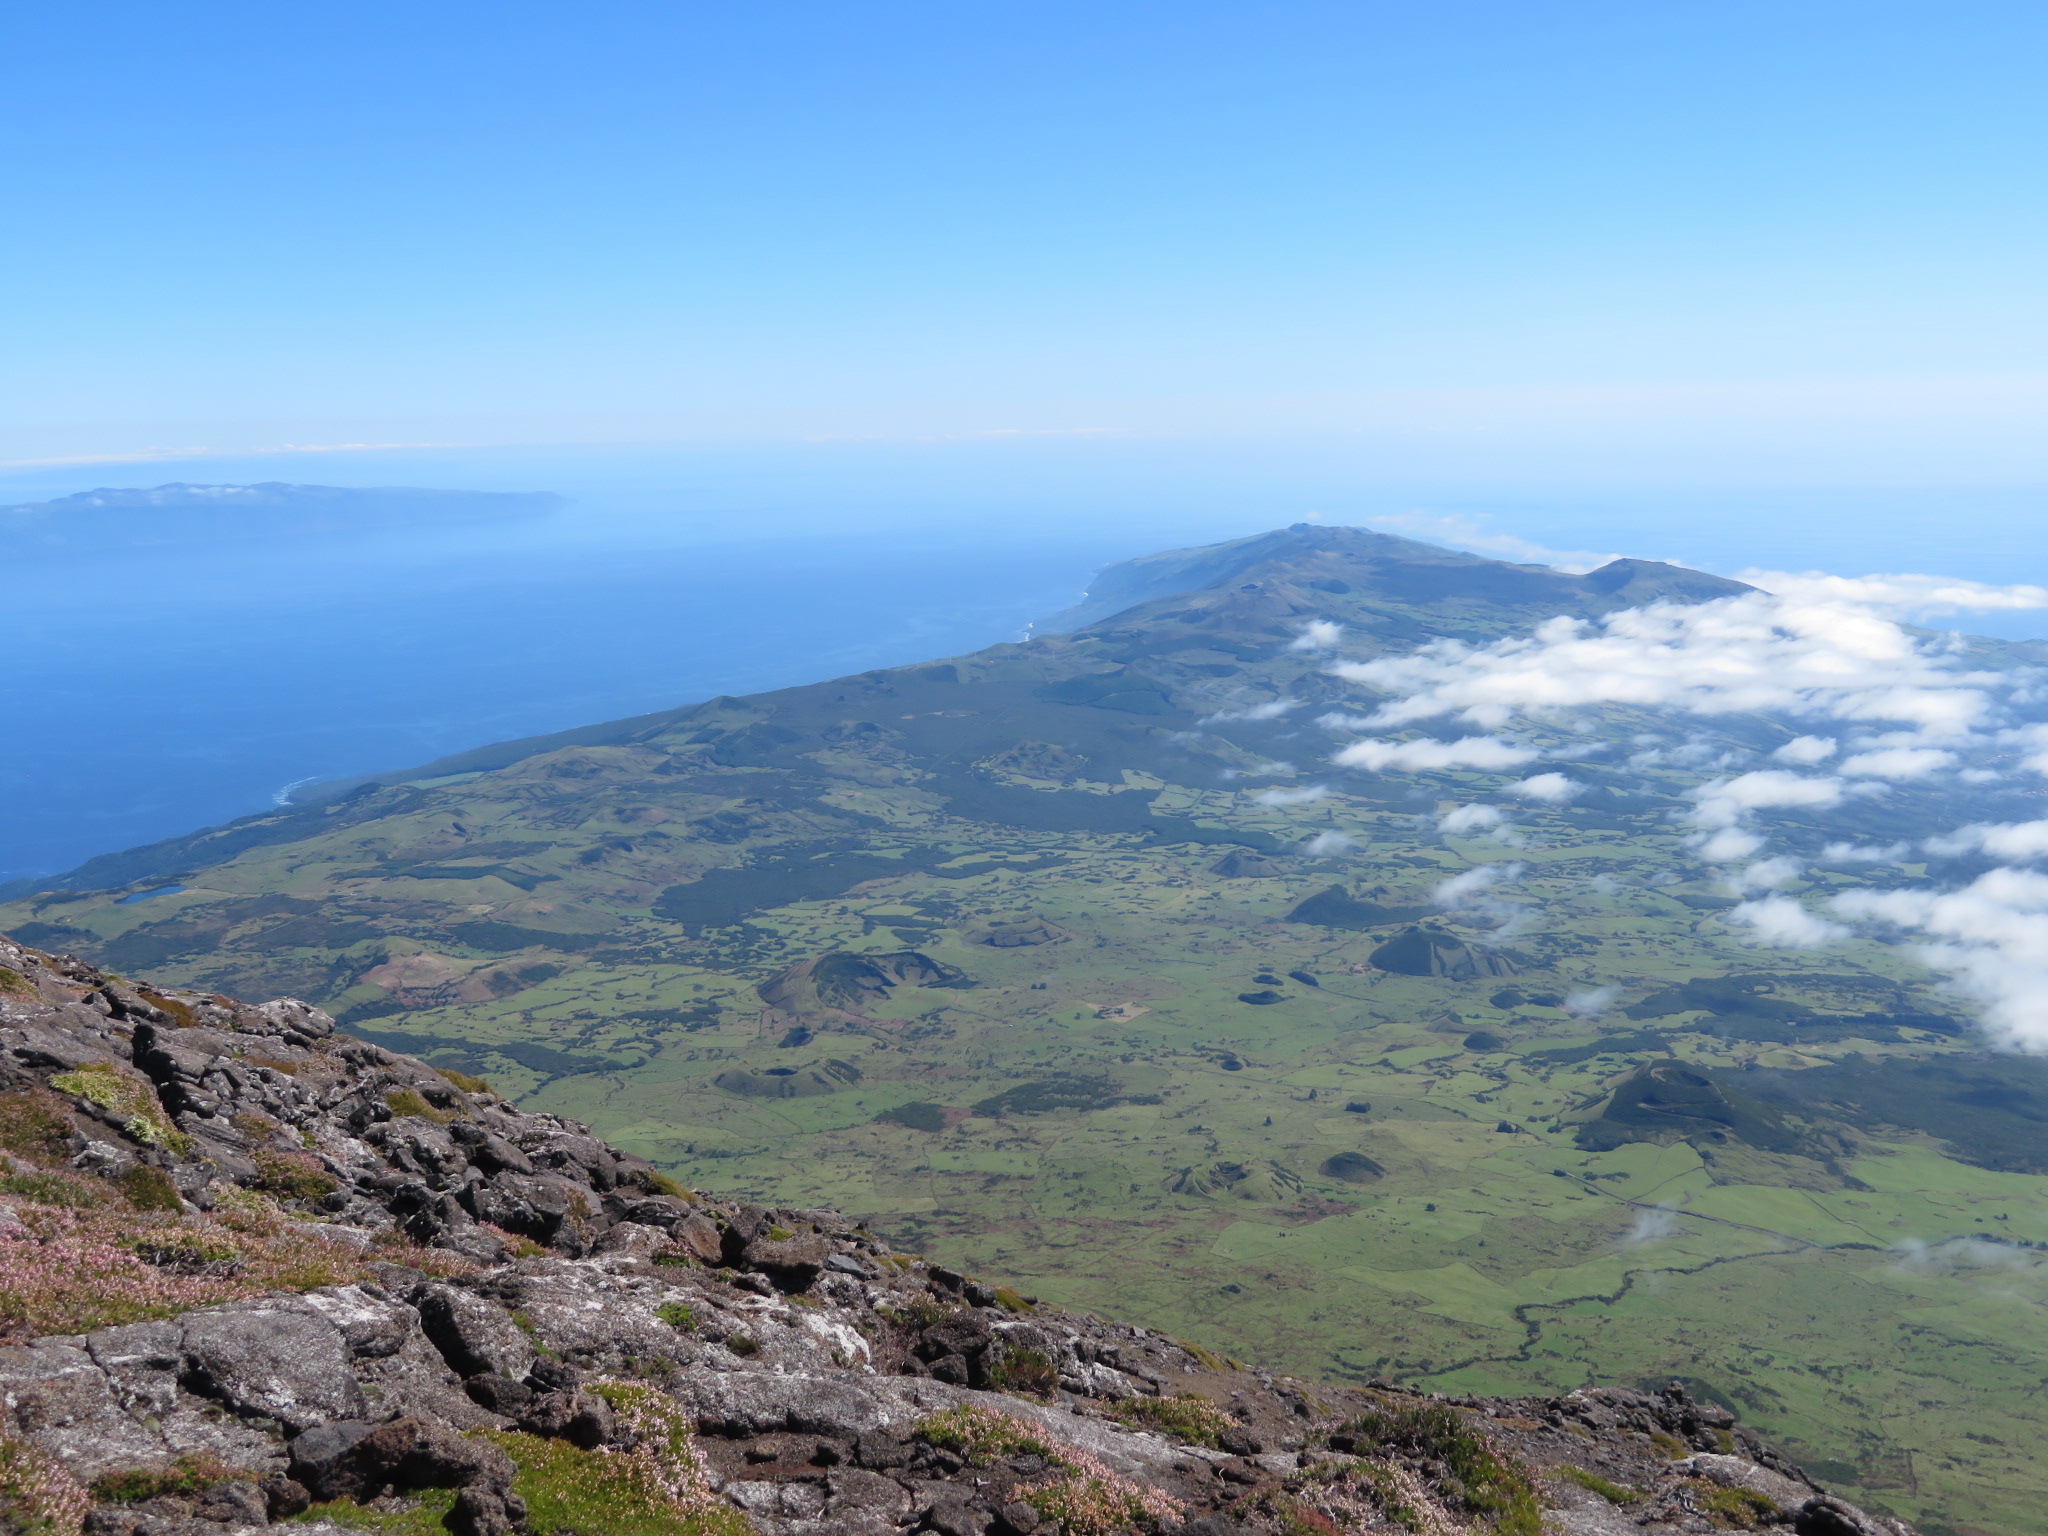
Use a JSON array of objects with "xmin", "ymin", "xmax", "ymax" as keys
[{"xmin": 10, "ymin": 526, "xmax": 2048, "ymax": 1534}]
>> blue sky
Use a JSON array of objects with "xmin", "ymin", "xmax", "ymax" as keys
[{"xmin": 5, "ymin": 1, "xmax": 2044, "ymax": 481}]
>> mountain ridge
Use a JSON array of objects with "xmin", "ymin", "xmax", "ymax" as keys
[{"xmin": 0, "ymin": 482, "xmax": 566, "ymax": 556}]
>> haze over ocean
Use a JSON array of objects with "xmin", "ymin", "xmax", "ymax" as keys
[
  {"xmin": 6, "ymin": 3, "xmax": 2044, "ymax": 880},
  {"xmin": 5, "ymin": 436, "xmax": 2046, "ymax": 884}
]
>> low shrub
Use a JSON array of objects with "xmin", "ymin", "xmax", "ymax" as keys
[
  {"xmin": 1557, "ymin": 1466, "xmax": 1639, "ymax": 1505},
  {"xmin": 1696, "ymin": 1483, "xmax": 1779, "ymax": 1529},
  {"xmin": 892, "ymin": 1293, "xmax": 959, "ymax": 1329},
  {"xmin": 137, "ymin": 991, "xmax": 196, "ymax": 1028},
  {"xmin": 1239, "ymin": 1492, "xmax": 1346, "ymax": 1536},
  {"xmin": 48, "ymin": 1065, "xmax": 193, "ymax": 1157},
  {"xmin": 482, "ymin": 1223, "xmax": 549, "ymax": 1259},
  {"xmin": 288, "ymin": 1489, "xmax": 457, "ymax": 1536},
  {"xmin": 434, "ymin": 1067, "xmax": 492, "ymax": 1095},
  {"xmin": 1265, "ymin": 1460, "xmax": 1441, "ymax": 1536},
  {"xmin": 0, "ymin": 1090, "xmax": 74, "ymax": 1161},
  {"xmin": 1330, "ymin": 1404, "xmax": 1540, "ymax": 1536},
  {"xmin": 0, "ymin": 1203, "xmax": 460, "ymax": 1342},
  {"xmin": 656, "ymin": 1301, "xmax": 696, "ymax": 1331},
  {"xmin": 1109, "ymin": 1392, "xmax": 1233, "ymax": 1448},
  {"xmin": 724, "ymin": 1332, "xmax": 759, "ymax": 1357},
  {"xmin": 917, "ymin": 1404, "xmax": 1059, "ymax": 1463},
  {"xmin": 1, "ymin": 1169, "xmax": 115, "ymax": 1211},
  {"xmin": 495, "ymin": 1380, "xmax": 746, "ymax": 1536},
  {"xmin": 915, "ymin": 1405, "xmax": 1183, "ymax": 1535},
  {"xmin": 987, "ymin": 1346, "xmax": 1059, "ymax": 1396},
  {"xmin": 382, "ymin": 1088, "xmax": 450, "ymax": 1123},
  {"xmin": 128, "ymin": 1230, "xmax": 243, "ymax": 1275},
  {"xmin": 119, "ymin": 1165, "xmax": 184, "ymax": 1212},
  {"xmin": 251, "ymin": 1148, "xmax": 339, "ymax": 1202},
  {"xmin": 93, "ymin": 1453, "xmax": 242, "ymax": 1503},
  {"xmin": 0, "ymin": 1430, "xmax": 90, "ymax": 1536}
]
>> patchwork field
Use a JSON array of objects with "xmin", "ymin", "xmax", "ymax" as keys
[{"xmin": 10, "ymin": 525, "xmax": 2048, "ymax": 1533}]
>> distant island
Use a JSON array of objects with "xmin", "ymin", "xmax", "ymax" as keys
[{"xmin": 0, "ymin": 480, "xmax": 568, "ymax": 554}]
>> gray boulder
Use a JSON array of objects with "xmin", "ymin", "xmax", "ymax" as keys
[
  {"xmin": 181, "ymin": 1307, "xmax": 365, "ymax": 1431},
  {"xmin": 415, "ymin": 1284, "xmax": 535, "ymax": 1381}
]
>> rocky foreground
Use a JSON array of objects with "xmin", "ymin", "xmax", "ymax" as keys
[{"xmin": 0, "ymin": 935, "xmax": 1908, "ymax": 1536}]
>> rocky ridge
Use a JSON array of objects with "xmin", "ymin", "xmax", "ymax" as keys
[{"xmin": 0, "ymin": 933, "xmax": 1911, "ymax": 1536}]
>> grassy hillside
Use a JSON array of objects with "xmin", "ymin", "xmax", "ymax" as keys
[{"xmin": 9, "ymin": 523, "xmax": 2047, "ymax": 1533}]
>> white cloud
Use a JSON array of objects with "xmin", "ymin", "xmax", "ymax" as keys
[
  {"xmin": 1434, "ymin": 862, "xmax": 1523, "ymax": 908},
  {"xmin": 1313, "ymin": 555, "xmax": 2048, "ymax": 1048},
  {"xmin": 1363, "ymin": 511, "xmax": 1624, "ymax": 574},
  {"xmin": 1728, "ymin": 895, "xmax": 1848, "ymax": 948},
  {"xmin": 1726, "ymin": 856, "xmax": 1802, "ymax": 893},
  {"xmin": 1740, "ymin": 569, "xmax": 2048, "ymax": 615},
  {"xmin": 1333, "ymin": 735, "xmax": 1538, "ymax": 772},
  {"xmin": 1303, "ymin": 831, "xmax": 1354, "ymax": 856},
  {"xmin": 1773, "ymin": 735, "xmax": 1838, "ymax": 765},
  {"xmin": 1439, "ymin": 803, "xmax": 1506, "ymax": 834},
  {"xmin": 1287, "ymin": 620, "xmax": 1343, "ymax": 652},
  {"xmin": 1510, "ymin": 772, "xmax": 1584, "ymax": 803},
  {"xmin": 1840, "ymin": 746, "xmax": 1956, "ymax": 779},
  {"xmin": 1253, "ymin": 784, "xmax": 1330, "ymax": 806},
  {"xmin": 1890, "ymin": 1236, "xmax": 2036, "ymax": 1275},
  {"xmin": 1821, "ymin": 839, "xmax": 1912, "ymax": 863},
  {"xmin": 1684, "ymin": 771, "xmax": 1844, "ymax": 860},
  {"xmin": 1834, "ymin": 867, "xmax": 2048, "ymax": 1049},
  {"xmin": 1331, "ymin": 585, "xmax": 2031, "ymax": 742},
  {"xmin": 1564, "ymin": 985, "xmax": 1620, "ymax": 1017},
  {"xmin": 1202, "ymin": 698, "xmax": 1301, "ymax": 723},
  {"xmin": 1694, "ymin": 828, "xmax": 1765, "ymax": 862},
  {"xmin": 1617, "ymin": 1204, "xmax": 1684, "ymax": 1249},
  {"xmin": 1688, "ymin": 772, "xmax": 1848, "ymax": 820},
  {"xmin": 1925, "ymin": 819, "xmax": 2048, "ymax": 862}
]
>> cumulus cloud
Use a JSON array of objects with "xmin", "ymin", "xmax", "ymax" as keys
[
  {"xmin": 1923, "ymin": 819, "xmax": 2048, "ymax": 862},
  {"xmin": 1728, "ymin": 895, "xmax": 1848, "ymax": 948},
  {"xmin": 1330, "ymin": 584, "xmax": 2034, "ymax": 743},
  {"xmin": 1363, "ymin": 511, "xmax": 1624, "ymax": 574},
  {"xmin": 1332, "ymin": 735, "xmax": 1538, "ymax": 772},
  {"xmin": 1694, "ymin": 828, "xmax": 1766, "ymax": 862},
  {"xmin": 1310, "ymin": 555, "xmax": 2048, "ymax": 1049},
  {"xmin": 1740, "ymin": 570, "xmax": 2048, "ymax": 615},
  {"xmin": 1688, "ymin": 770, "xmax": 1847, "ymax": 825},
  {"xmin": 1773, "ymin": 735, "xmax": 1838, "ymax": 765},
  {"xmin": 1682, "ymin": 770, "xmax": 1844, "ymax": 861},
  {"xmin": 1510, "ymin": 772, "xmax": 1584, "ymax": 803},
  {"xmin": 1726, "ymin": 856, "xmax": 1802, "ymax": 893},
  {"xmin": 1821, "ymin": 839, "xmax": 1912, "ymax": 863},
  {"xmin": 1303, "ymin": 831, "xmax": 1354, "ymax": 856},
  {"xmin": 1433, "ymin": 862, "xmax": 1523, "ymax": 908},
  {"xmin": 1834, "ymin": 867, "xmax": 2048, "ymax": 1050},
  {"xmin": 1439, "ymin": 803, "xmax": 1507, "ymax": 834},
  {"xmin": 1564, "ymin": 985, "xmax": 1620, "ymax": 1018},
  {"xmin": 1287, "ymin": 620, "xmax": 1343, "ymax": 652},
  {"xmin": 1253, "ymin": 784, "xmax": 1330, "ymax": 806},
  {"xmin": 1618, "ymin": 1204, "xmax": 1683, "ymax": 1249},
  {"xmin": 1202, "ymin": 698, "xmax": 1302, "ymax": 724},
  {"xmin": 1840, "ymin": 746, "xmax": 1956, "ymax": 779},
  {"xmin": 1890, "ymin": 1236, "xmax": 2036, "ymax": 1275}
]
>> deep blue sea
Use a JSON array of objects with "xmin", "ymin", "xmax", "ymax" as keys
[{"xmin": 4, "ymin": 438, "xmax": 2043, "ymax": 883}]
